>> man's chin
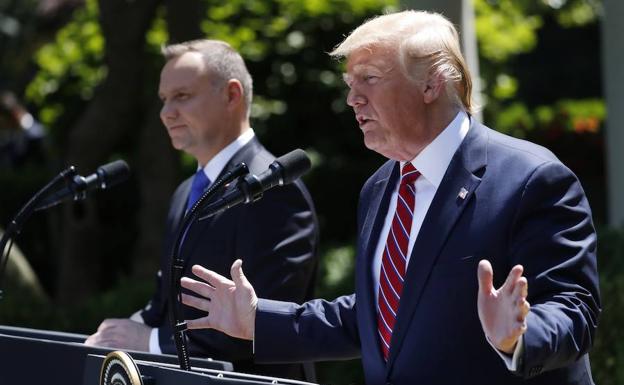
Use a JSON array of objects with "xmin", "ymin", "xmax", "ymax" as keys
[
  {"xmin": 169, "ymin": 139, "xmax": 189, "ymax": 151},
  {"xmin": 363, "ymin": 135, "xmax": 383, "ymax": 154},
  {"xmin": 364, "ymin": 139, "xmax": 402, "ymax": 160}
]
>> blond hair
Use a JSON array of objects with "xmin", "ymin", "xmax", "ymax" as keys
[
  {"xmin": 331, "ymin": 10, "xmax": 474, "ymax": 115},
  {"xmin": 162, "ymin": 39, "xmax": 253, "ymax": 118}
]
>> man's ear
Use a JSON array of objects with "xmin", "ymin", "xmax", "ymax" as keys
[
  {"xmin": 225, "ymin": 79, "xmax": 244, "ymax": 109},
  {"xmin": 422, "ymin": 73, "xmax": 444, "ymax": 104}
]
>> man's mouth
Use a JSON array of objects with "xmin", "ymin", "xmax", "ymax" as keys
[{"xmin": 357, "ymin": 115, "xmax": 373, "ymax": 126}]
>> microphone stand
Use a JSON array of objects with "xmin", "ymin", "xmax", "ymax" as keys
[
  {"xmin": 168, "ymin": 163, "xmax": 249, "ymax": 371},
  {"xmin": 0, "ymin": 166, "xmax": 78, "ymax": 300}
]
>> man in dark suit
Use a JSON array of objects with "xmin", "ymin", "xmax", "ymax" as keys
[
  {"xmin": 179, "ymin": 11, "xmax": 600, "ymax": 385},
  {"xmin": 85, "ymin": 39, "xmax": 319, "ymax": 381}
]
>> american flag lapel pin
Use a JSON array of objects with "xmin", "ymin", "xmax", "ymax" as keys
[{"xmin": 458, "ymin": 187, "xmax": 469, "ymax": 200}]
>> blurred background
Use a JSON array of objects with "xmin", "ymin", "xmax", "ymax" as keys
[{"xmin": 0, "ymin": 0, "xmax": 622, "ymax": 384}]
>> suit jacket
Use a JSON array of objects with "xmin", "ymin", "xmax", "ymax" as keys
[
  {"xmin": 140, "ymin": 137, "xmax": 319, "ymax": 380},
  {"xmin": 254, "ymin": 121, "xmax": 600, "ymax": 385}
]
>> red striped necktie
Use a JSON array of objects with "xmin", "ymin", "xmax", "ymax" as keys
[{"xmin": 377, "ymin": 162, "xmax": 420, "ymax": 361}]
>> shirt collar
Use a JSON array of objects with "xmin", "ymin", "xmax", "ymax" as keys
[
  {"xmin": 199, "ymin": 128, "xmax": 255, "ymax": 182},
  {"xmin": 406, "ymin": 110, "xmax": 470, "ymax": 188}
]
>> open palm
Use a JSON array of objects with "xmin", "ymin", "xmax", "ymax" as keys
[
  {"xmin": 180, "ymin": 259, "xmax": 257, "ymax": 341},
  {"xmin": 477, "ymin": 260, "xmax": 530, "ymax": 354}
]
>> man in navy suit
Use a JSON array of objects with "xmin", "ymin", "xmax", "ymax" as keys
[
  {"xmin": 85, "ymin": 39, "xmax": 319, "ymax": 381},
  {"xmin": 179, "ymin": 11, "xmax": 600, "ymax": 385}
]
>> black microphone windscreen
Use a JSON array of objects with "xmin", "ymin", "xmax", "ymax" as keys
[
  {"xmin": 97, "ymin": 160, "xmax": 130, "ymax": 189},
  {"xmin": 275, "ymin": 149, "xmax": 311, "ymax": 184}
]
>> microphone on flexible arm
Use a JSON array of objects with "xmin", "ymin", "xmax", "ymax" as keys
[
  {"xmin": 1, "ymin": 159, "xmax": 129, "ymax": 301},
  {"xmin": 35, "ymin": 160, "xmax": 130, "ymax": 211},
  {"xmin": 168, "ymin": 161, "xmax": 249, "ymax": 371},
  {"xmin": 197, "ymin": 148, "xmax": 311, "ymax": 220}
]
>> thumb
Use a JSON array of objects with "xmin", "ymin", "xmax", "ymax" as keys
[
  {"xmin": 231, "ymin": 259, "xmax": 250, "ymax": 287},
  {"xmin": 477, "ymin": 259, "xmax": 494, "ymax": 295}
]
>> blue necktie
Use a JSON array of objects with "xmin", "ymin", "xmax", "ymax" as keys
[{"xmin": 186, "ymin": 169, "xmax": 210, "ymax": 212}]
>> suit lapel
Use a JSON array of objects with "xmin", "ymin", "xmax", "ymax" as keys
[
  {"xmin": 178, "ymin": 138, "xmax": 263, "ymax": 260},
  {"xmin": 386, "ymin": 121, "xmax": 488, "ymax": 371},
  {"xmin": 163, "ymin": 178, "xmax": 191, "ymax": 262}
]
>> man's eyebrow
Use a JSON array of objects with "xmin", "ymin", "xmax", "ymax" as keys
[{"xmin": 159, "ymin": 85, "xmax": 189, "ymax": 98}]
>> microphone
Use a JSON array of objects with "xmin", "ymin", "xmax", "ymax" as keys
[
  {"xmin": 35, "ymin": 160, "xmax": 130, "ymax": 211},
  {"xmin": 199, "ymin": 149, "xmax": 311, "ymax": 220}
]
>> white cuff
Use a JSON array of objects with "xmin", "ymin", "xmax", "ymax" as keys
[
  {"xmin": 487, "ymin": 334, "xmax": 523, "ymax": 371},
  {"xmin": 149, "ymin": 328, "xmax": 162, "ymax": 354},
  {"xmin": 129, "ymin": 310, "xmax": 144, "ymax": 323}
]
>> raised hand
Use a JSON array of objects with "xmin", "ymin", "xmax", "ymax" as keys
[
  {"xmin": 180, "ymin": 259, "xmax": 257, "ymax": 340},
  {"xmin": 477, "ymin": 260, "xmax": 530, "ymax": 354},
  {"xmin": 84, "ymin": 318, "xmax": 151, "ymax": 351}
]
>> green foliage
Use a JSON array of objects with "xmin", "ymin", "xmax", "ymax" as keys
[
  {"xmin": 475, "ymin": 0, "xmax": 603, "ymax": 124},
  {"xmin": 492, "ymin": 73, "xmax": 519, "ymax": 100},
  {"xmin": 495, "ymin": 102, "xmax": 534, "ymax": 138},
  {"xmin": 145, "ymin": 6, "xmax": 168, "ymax": 51},
  {"xmin": 495, "ymin": 98, "xmax": 605, "ymax": 137},
  {"xmin": 475, "ymin": 0, "xmax": 542, "ymax": 63},
  {"xmin": 554, "ymin": 0, "xmax": 602, "ymax": 27},
  {"xmin": 194, "ymin": 0, "xmax": 399, "ymax": 126},
  {"xmin": 25, "ymin": 0, "xmax": 104, "ymax": 129},
  {"xmin": 25, "ymin": 0, "xmax": 398, "ymax": 132},
  {"xmin": 316, "ymin": 244, "xmax": 356, "ymax": 300}
]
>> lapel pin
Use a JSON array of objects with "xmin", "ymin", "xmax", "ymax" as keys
[{"xmin": 458, "ymin": 187, "xmax": 469, "ymax": 200}]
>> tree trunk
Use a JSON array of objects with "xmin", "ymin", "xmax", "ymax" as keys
[
  {"xmin": 56, "ymin": 0, "xmax": 160, "ymax": 304},
  {"xmin": 131, "ymin": 0, "xmax": 204, "ymax": 279}
]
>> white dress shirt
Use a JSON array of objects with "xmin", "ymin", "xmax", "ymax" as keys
[{"xmin": 371, "ymin": 110, "xmax": 470, "ymax": 300}]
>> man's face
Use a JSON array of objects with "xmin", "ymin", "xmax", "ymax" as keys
[
  {"xmin": 159, "ymin": 52, "xmax": 228, "ymax": 161},
  {"xmin": 344, "ymin": 46, "xmax": 427, "ymax": 161}
]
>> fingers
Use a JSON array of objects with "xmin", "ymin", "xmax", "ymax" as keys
[
  {"xmin": 186, "ymin": 317, "xmax": 212, "ymax": 330},
  {"xmin": 181, "ymin": 293, "xmax": 211, "ymax": 313},
  {"xmin": 84, "ymin": 330, "xmax": 115, "ymax": 348},
  {"xmin": 508, "ymin": 275, "xmax": 530, "ymax": 337},
  {"xmin": 518, "ymin": 298, "xmax": 530, "ymax": 321},
  {"xmin": 477, "ymin": 259, "xmax": 494, "ymax": 295},
  {"xmin": 519, "ymin": 275, "xmax": 528, "ymax": 298},
  {"xmin": 502, "ymin": 264, "xmax": 524, "ymax": 294},
  {"xmin": 230, "ymin": 259, "xmax": 249, "ymax": 287},
  {"xmin": 84, "ymin": 334, "xmax": 97, "ymax": 346},
  {"xmin": 181, "ymin": 276, "xmax": 216, "ymax": 298},
  {"xmin": 97, "ymin": 318, "xmax": 123, "ymax": 332},
  {"xmin": 513, "ymin": 277, "xmax": 530, "ymax": 321},
  {"xmin": 191, "ymin": 264, "xmax": 232, "ymax": 287}
]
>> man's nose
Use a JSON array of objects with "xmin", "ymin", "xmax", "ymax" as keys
[
  {"xmin": 160, "ymin": 102, "xmax": 177, "ymax": 121},
  {"xmin": 346, "ymin": 87, "xmax": 366, "ymax": 107}
]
